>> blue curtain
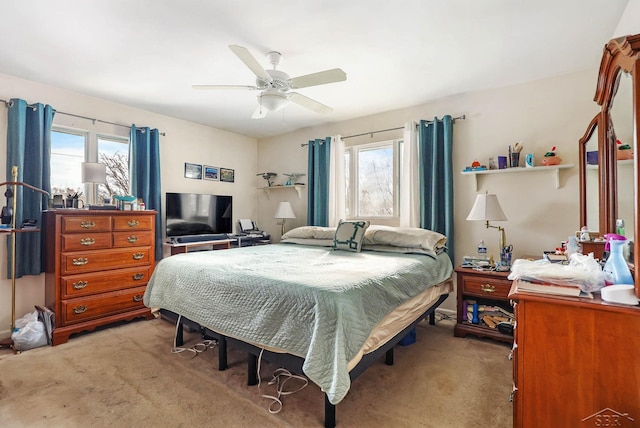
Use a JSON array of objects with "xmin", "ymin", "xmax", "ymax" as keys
[
  {"xmin": 307, "ymin": 137, "xmax": 331, "ymax": 226},
  {"xmin": 418, "ymin": 116, "xmax": 454, "ymax": 262},
  {"xmin": 6, "ymin": 98, "xmax": 55, "ymax": 277},
  {"xmin": 130, "ymin": 126, "xmax": 162, "ymax": 260}
]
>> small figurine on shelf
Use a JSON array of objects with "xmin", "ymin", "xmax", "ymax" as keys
[
  {"xmin": 580, "ymin": 226, "xmax": 591, "ymax": 242},
  {"xmin": 283, "ymin": 173, "xmax": 306, "ymax": 186},
  {"xmin": 463, "ymin": 160, "xmax": 487, "ymax": 171},
  {"xmin": 541, "ymin": 146, "xmax": 562, "ymax": 166},
  {"xmin": 616, "ymin": 139, "xmax": 634, "ymax": 160}
]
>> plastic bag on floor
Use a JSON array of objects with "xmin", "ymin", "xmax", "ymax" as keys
[{"xmin": 11, "ymin": 310, "xmax": 48, "ymax": 351}]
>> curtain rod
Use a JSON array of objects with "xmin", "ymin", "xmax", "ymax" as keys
[
  {"xmin": 1, "ymin": 98, "xmax": 166, "ymax": 136},
  {"xmin": 300, "ymin": 115, "xmax": 466, "ymax": 146}
]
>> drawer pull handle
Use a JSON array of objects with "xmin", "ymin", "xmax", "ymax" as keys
[
  {"xmin": 127, "ymin": 235, "xmax": 139, "ymax": 243},
  {"xmin": 73, "ymin": 305, "xmax": 88, "ymax": 314},
  {"xmin": 132, "ymin": 252, "xmax": 145, "ymax": 260},
  {"xmin": 72, "ymin": 257, "xmax": 89, "ymax": 266},
  {"xmin": 133, "ymin": 295, "xmax": 143, "ymax": 302},
  {"xmin": 80, "ymin": 221, "xmax": 96, "ymax": 229},
  {"xmin": 480, "ymin": 283, "xmax": 496, "ymax": 293},
  {"xmin": 73, "ymin": 280, "xmax": 88, "ymax": 290},
  {"xmin": 133, "ymin": 273, "xmax": 145, "ymax": 280},
  {"xmin": 80, "ymin": 237, "xmax": 96, "ymax": 246},
  {"xmin": 127, "ymin": 220, "xmax": 140, "ymax": 228}
]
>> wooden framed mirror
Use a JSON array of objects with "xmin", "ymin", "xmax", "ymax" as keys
[
  {"xmin": 579, "ymin": 114, "xmax": 601, "ymax": 234},
  {"xmin": 584, "ymin": 34, "xmax": 640, "ymax": 297}
]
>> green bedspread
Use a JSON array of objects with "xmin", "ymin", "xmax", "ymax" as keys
[{"xmin": 144, "ymin": 243, "xmax": 452, "ymax": 404}]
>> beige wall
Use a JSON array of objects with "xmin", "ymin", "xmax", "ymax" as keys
[
  {"xmin": 1, "ymin": 0, "xmax": 638, "ymax": 334},
  {"xmin": 258, "ymin": 68, "xmax": 600, "ymax": 311},
  {"xmin": 0, "ymin": 73, "xmax": 258, "ymax": 338}
]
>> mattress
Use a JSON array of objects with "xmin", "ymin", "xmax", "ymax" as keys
[{"xmin": 144, "ymin": 243, "xmax": 452, "ymax": 404}]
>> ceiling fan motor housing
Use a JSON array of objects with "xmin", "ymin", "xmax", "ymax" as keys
[{"xmin": 257, "ymin": 69, "xmax": 291, "ymax": 92}]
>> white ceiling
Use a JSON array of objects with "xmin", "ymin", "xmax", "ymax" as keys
[{"xmin": 0, "ymin": 1, "xmax": 630, "ymax": 139}]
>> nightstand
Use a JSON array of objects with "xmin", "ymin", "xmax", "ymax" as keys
[{"xmin": 454, "ymin": 266, "xmax": 513, "ymax": 343}]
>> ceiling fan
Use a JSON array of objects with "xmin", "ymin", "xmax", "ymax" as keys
[{"xmin": 193, "ymin": 45, "xmax": 347, "ymax": 119}]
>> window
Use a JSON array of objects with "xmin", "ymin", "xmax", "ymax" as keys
[
  {"xmin": 98, "ymin": 135, "xmax": 129, "ymax": 201},
  {"xmin": 50, "ymin": 127, "xmax": 129, "ymax": 204},
  {"xmin": 345, "ymin": 140, "xmax": 400, "ymax": 221},
  {"xmin": 50, "ymin": 129, "xmax": 86, "ymax": 198}
]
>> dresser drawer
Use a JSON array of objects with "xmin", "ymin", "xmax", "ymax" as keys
[
  {"xmin": 61, "ymin": 216, "xmax": 112, "ymax": 233},
  {"xmin": 61, "ymin": 232, "xmax": 112, "ymax": 252},
  {"xmin": 460, "ymin": 275, "xmax": 512, "ymax": 299},
  {"xmin": 113, "ymin": 230, "xmax": 153, "ymax": 248},
  {"xmin": 113, "ymin": 215, "xmax": 153, "ymax": 231},
  {"xmin": 61, "ymin": 266, "xmax": 151, "ymax": 298},
  {"xmin": 61, "ymin": 248, "xmax": 151, "ymax": 275},
  {"xmin": 60, "ymin": 286, "xmax": 147, "ymax": 325}
]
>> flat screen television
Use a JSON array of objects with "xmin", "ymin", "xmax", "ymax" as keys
[{"xmin": 165, "ymin": 192, "xmax": 232, "ymax": 237}]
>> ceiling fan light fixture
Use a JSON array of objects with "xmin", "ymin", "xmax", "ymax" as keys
[{"xmin": 259, "ymin": 92, "xmax": 289, "ymax": 112}]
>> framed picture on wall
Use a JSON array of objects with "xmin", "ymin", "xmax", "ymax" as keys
[
  {"xmin": 220, "ymin": 168, "xmax": 235, "ymax": 183},
  {"xmin": 204, "ymin": 165, "xmax": 219, "ymax": 181},
  {"xmin": 184, "ymin": 163, "xmax": 202, "ymax": 179}
]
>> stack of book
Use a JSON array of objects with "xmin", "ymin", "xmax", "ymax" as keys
[{"xmin": 517, "ymin": 279, "xmax": 592, "ymax": 298}]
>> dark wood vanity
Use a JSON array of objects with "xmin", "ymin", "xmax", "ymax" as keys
[{"xmin": 509, "ymin": 34, "xmax": 640, "ymax": 427}]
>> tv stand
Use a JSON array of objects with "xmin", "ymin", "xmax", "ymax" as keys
[{"xmin": 166, "ymin": 239, "xmax": 233, "ymax": 255}]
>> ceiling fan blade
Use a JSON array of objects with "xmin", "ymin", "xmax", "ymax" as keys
[
  {"xmin": 252, "ymin": 105, "xmax": 267, "ymax": 119},
  {"xmin": 289, "ymin": 93, "xmax": 333, "ymax": 114},
  {"xmin": 229, "ymin": 45, "xmax": 272, "ymax": 82},
  {"xmin": 192, "ymin": 84, "xmax": 258, "ymax": 90},
  {"xmin": 289, "ymin": 68, "xmax": 347, "ymax": 89}
]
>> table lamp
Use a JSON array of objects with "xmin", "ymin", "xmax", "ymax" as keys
[
  {"xmin": 82, "ymin": 162, "xmax": 107, "ymax": 206},
  {"xmin": 466, "ymin": 191, "xmax": 508, "ymax": 253},
  {"xmin": 274, "ymin": 201, "xmax": 296, "ymax": 236}
]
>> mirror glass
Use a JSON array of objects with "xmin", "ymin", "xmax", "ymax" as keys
[
  {"xmin": 610, "ymin": 71, "xmax": 634, "ymax": 241},
  {"xmin": 584, "ymin": 125, "xmax": 599, "ymax": 232}
]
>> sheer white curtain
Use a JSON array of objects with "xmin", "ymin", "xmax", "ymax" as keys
[
  {"xmin": 400, "ymin": 121, "xmax": 420, "ymax": 227},
  {"xmin": 328, "ymin": 134, "xmax": 346, "ymax": 226}
]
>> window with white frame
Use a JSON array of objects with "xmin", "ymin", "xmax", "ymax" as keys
[
  {"xmin": 50, "ymin": 129, "xmax": 86, "ymax": 199},
  {"xmin": 50, "ymin": 127, "xmax": 129, "ymax": 204},
  {"xmin": 98, "ymin": 135, "xmax": 129, "ymax": 200},
  {"xmin": 345, "ymin": 139, "xmax": 400, "ymax": 221}
]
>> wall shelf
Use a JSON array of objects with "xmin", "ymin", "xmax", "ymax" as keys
[
  {"xmin": 259, "ymin": 184, "xmax": 306, "ymax": 199},
  {"xmin": 461, "ymin": 164, "xmax": 574, "ymax": 191}
]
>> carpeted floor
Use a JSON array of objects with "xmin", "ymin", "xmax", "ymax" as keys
[{"xmin": 0, "ymin": 316, "xmax": 512, "ymax": 427}]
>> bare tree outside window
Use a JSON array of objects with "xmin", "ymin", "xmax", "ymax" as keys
[
  {"xmin": 345, "ymin": 140, "xmax": 398, "ymax": 219},
  {"xmin": 358, "ymin": 147, "xmax": 393, "ymax": 216},
  {"xmin": 98, "ymin": 136, "xmax": 129, "ymax": 201}
]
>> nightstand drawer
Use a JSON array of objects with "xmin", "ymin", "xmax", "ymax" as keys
[{"xmin": 462, "ymin": 276, "xmax": 512, "ymax": 299}]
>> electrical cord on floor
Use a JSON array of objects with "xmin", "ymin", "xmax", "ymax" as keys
[
  {"xmin": 171, "ymin": 314, "xmax": 217, "ymax": 358},
  {"xmin": 256, "ymin": 348, "xmax": 309, "ymax": 414}
]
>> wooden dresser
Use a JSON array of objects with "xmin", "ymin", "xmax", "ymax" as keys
[
  {"xmin": 509, "ymin": 281, "xmax": 640, "ymax": 427},
  {"xmin": 43, "ymin": 209, "xmax": 156, "ymax": 345}
]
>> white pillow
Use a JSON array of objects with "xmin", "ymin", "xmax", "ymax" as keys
[
  {"xmin": 281, "ymin": 226, "xmax": 336, "ymax": 240},
  {"xmin": 280, "ymin": 238, "xmax": 334, "ymax": 247},
  {"xmin": 363, "ymin": 226, "xmax": 447, "ymax": 252}
]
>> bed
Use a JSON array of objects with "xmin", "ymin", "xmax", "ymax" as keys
[{"xmin": 144, "ymin": 224, "xmax": 453, "ymax": 427}]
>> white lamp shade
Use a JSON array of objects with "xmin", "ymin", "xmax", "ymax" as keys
[
  {"xmin": 466, "ymin": 193, "xmax": 507, "ymax": 221},
  {"xmin": 274, "ymin": 201, "xmax": 296, "ymax": 219},
  {"xmin": 81, "ymin": 162, "xmax": 107, "ymax": 184},
  {"xmin": 260, "ymin": 92, "xmax": 289, "ymax": 112}
]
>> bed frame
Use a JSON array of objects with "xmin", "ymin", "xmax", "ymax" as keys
[{"xmin": 159, "ymin": 285, "xmax": 450, "ymax": 428}]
